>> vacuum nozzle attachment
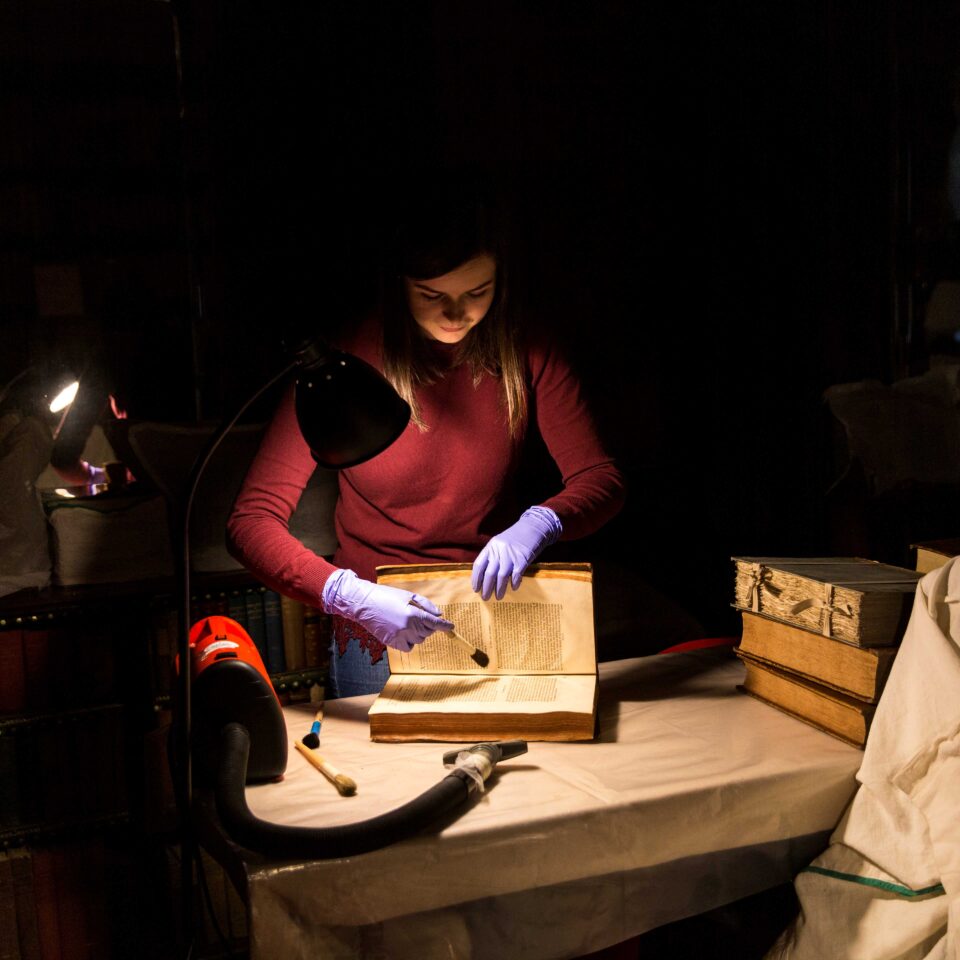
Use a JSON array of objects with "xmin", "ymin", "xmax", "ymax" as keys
[{"xmin": 442, "ymin": 740, "xmax": 528, "ymax": 793}]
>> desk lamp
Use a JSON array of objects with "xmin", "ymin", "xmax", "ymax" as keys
[
  {"xmin": 47, "ymin": 363, "xmax": 117, "ymax": 488},
  {"xmin": 175, "ymin": 338, "xmax": 529, "ymax": 950},
  {"xmin": 0, "ymin": 365, "xmax": 109, "ymax": 491},
  {"xmin": 173, "ymin": 337, "xmax": 410, "ymax": 939}
]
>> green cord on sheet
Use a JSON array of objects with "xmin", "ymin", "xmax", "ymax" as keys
[{"xmin": 801, "ymin": 866, "xmax": 945, "ymax": 898}]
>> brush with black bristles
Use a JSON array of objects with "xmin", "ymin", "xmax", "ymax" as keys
[
  {"xmin": 447, "ymin": 627, "xmax": 490, "ymax": 668},
  {"xmin": 409, "ymin": 599, "xmax": 490, "ymax": 668},
  {"xmin": 301, "ymin": 705, "xmax": 323, "ymax": 749}
]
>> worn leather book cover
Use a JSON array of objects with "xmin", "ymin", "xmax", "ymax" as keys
[
  {"xmin": 737, "ymin": 611, "xmax": 897, "ymax": 702},
  {"xmin": 737, "ymin": 650, "xmax": 875, "ymax": 748},
  {"xmin": 731, "ymin": 557, "xmax": 920, "ymax": 647}
]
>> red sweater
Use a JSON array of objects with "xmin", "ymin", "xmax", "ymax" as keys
[{"xmin": 226, "ymin": 317, "xmax": 626, "ymax": 608}]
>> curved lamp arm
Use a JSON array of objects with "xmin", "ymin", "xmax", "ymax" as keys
[{"xmin": 173, "ymin": 340, "xmax": 409, "ymax": 933}]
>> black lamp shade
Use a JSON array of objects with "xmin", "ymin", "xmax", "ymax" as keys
[{"xmin": 295, "ymin": 349, "xmax": 410, "ymax": 469}]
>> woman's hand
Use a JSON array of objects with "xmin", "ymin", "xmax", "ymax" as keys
[
  {"xmin": 471, "ymin": 506, "xmax": 562, "ymax": 600},
  {"xmin": 321, "ymin": 569, "xmax": 453, "ymax": 651}
]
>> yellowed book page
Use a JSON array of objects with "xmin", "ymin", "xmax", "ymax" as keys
[
  {"xmin": 367, "ymin": 672, "xmax": 597, "ymax": 718},
  {"xmin": 377, "ymin": 564, "xmax": 596, "ymax": 675}
]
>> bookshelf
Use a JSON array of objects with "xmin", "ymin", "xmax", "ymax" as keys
[
  {"xmin": 0, "ymin": 581, "xmax": 163, "ymax": 957},
  {"xmin": 0, "ymin": 571, "xmax": 331, "ymax": 959}
]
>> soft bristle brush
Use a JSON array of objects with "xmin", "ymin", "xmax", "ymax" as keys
[
  {"xmin": 301, "ymin": 706, "xmax": 323, "ymax": 749},
  {"xmin": 408, "ymin": 599, "xmax": 490, "ymax": 667},
  {"xmin": 293, "ymin": 740, "xmax": 357, "ymax": 797},
  {"xmin": 448, "ymin": 628, "xmax": 490, "ymax": 668}
]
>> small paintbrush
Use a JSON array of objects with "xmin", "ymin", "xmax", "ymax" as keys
[
  {"xmin": 447, "ymin": 627, "xmax": 490, "ymax": 668},
  {"xmin": 409, "ymin": 599, "xmax": 489, "ymax": 667},
  {"xmin": 293, "ymin": 740, "xmax": 357, "ymax": 796},
  {"xmin": 301, "ymin": 705, "xmax": 323, "ymax": 749}
]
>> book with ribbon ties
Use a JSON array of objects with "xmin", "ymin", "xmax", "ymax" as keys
[{"xmin": 731, "ymin": 557, "xmax": 922, "ymax": 648}]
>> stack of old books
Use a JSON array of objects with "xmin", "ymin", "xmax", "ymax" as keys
[{"xmin": 730, "ymin": 557, "xmax": 923, "ymax": 748}]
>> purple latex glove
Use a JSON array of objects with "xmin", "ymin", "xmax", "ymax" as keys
[
  {"xmin": 321, "ymin": 569, "xmax": 453, "ymax": 652},
  {"xmin": 471, "ymin": 506, "xmax": 563, "ymax": 601}
]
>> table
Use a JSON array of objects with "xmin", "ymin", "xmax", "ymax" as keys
[{"xmin": 196, "ymin": 649, "xmax": 863, "ymax": 960}]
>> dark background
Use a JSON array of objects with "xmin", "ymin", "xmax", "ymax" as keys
[{"xmin": 3, "ymin": 0, "xmax": 959, "ymax": 637}]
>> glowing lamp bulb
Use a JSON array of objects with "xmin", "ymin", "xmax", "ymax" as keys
[{"xmin": 49, "ymin": 381, "xmax": 79, "ymax": 413}]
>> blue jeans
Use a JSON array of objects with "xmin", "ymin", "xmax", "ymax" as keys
[{"xmin": 326, "ymin": 617, "xmax": 391, "ymax": 698}]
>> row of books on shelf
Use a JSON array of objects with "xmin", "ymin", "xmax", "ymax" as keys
[
  {"xmin": 149, "ymin": 585, "xmax": 332, "ymax": 702},
  {"xmin": 0, "ymin": 625, "xmax": 119, "ymax": 717},
  {"xmin": 0, "ymin": 838, "xmax": 134, "ymax": 960},
  {"xmin": 729, "ymin": 552, "xmax": 943, "ymax": 748},
  {"xmin": 0, "ymin": 704, "xmax": 128, "ymax": 841}
]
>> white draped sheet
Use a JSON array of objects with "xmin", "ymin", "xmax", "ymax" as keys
[
  {"xmin": 201, "ymin": 649, "xmax": 863, "ymax": 959},
  {"xmin": 767, "ymin": 558, "xmax": 960, "ymax": 960}
]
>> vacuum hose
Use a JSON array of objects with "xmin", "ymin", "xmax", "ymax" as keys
[{"xmin": 215, "ymin": 722, "xmax": 527, "ymax": 860}]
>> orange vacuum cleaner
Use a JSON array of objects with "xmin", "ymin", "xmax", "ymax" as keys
[
  {"xmin": 186, "ymin": 614, "xmax": 287, "ymax": 783},
  {"xmin": 180, "ymin": 614, "xmax": 527, "ymax": 860}
]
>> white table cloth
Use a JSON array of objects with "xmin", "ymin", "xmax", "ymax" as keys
[{"xmin": 202, "ymin": 649, "xmax": 863, "ymax": 959}]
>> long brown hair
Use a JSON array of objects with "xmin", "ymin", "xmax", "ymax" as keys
[{"xmin": 380, "ymin": 174, "xmax": 526, "ymax": 435}]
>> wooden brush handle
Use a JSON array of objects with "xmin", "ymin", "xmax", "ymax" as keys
[
  {"xmin": 293, "ymin": 740, "xmax": 357, "ymax": 796},
  {"xmin": 448, "ymin": 628, "xmax": 478, "ymax": 655}
]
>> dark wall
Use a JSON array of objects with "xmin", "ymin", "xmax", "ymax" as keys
[{"xmin": 3, "ymin": 0, "xmax": 959, "ymax": 633}]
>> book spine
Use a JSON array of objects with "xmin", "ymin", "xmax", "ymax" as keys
[
  {"xmin": 738, "ymin": 611, "xmax": 876, "ymax": 700},
  {"xmin": 189, "ymin": 594, "xmax": 202, "ymax": 626},
  {"xmin": 52, "ymin": 842, "xmax": 88, "ymax": 960},
  {"xmin": 80, "ymin": 707, "xmax": 125, "ymax": 823},
  {"xmin": 226, "ymin": 589, "xmax": 247, "ymax": 629},
  {"xmin": 21, "ymin": 629, "xmax": 53, "ymax": 714},
  {"xmin": 63, "ymin": 625, "xmax": 117, "ymax": 709},
  {"xmin": 150, "ymin": 604, "xmax": 176, "ymax": 702},
  {"xmin": 302, "ymin": 606, "xmax": 330, "ymax": 671},
  {"xmin": 242, "ymin": 588, "xmax": 269, "ymax": 666},
  {"xmin": 12, "ymin": 731, "xmax": 34, "ymax": 837},
  {"xmin": 0, "ymin": 629, "xmax": 26, "ymax": 715},
  {"xmin": 0, "ymin": 725, "xmax": 19, "ymax": 836},
  {"xmin": 9, "ymin": 848, "xmax": 41, "ymax": 960},
  {"xmin": 34, "ymin": 721, "xmax": 64, "ymax": 830},
  {"xmin": 262, "ymin": 590, "xmax": 287, "ymax": 675},
  {"xmin": 0, "ymin": 850, "xmax": 20, "ymax": 960},
  {"xmin": 80, "ymin": 838, "xmax": 109, "ymax": 959},
  {"xmin": 196, "ymin": 592, "xmax": 229, "ymax": 617},
  {"xmin": 280, "ymin": 595, "xmax": 306, "ymax": 672},
  {"xmin": 64, "ymin": 715, "xmax": 93, "ymax": 823},
  {"xmin": 10, "ymin": 712, "xmax": 118, "ymax": 833},
  {"xmin": 57, "ymin": 837, "xmax": 111, "ymax": 960},
  {"xmin": 31, "ymin": 848, "xmax": 60, "ymax": 960}
]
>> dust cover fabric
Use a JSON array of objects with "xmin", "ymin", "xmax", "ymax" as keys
[{"xmin": 765, "ymin": 559, "xmax": 960, "ymax": 960}]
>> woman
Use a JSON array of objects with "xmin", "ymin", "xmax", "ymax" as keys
[{"xmin": 226, "ymin": 175, "xmax": 626, "ymax": 697}]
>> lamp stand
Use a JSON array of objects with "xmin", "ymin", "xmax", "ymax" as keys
[{"xmin": 173, "ymin": 360, "xmax": 296, "ymax": 947}]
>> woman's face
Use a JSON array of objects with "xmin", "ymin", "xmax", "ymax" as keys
[{"xmin": 403, "ymin": 253, "xmax": 496, "ymax": 344}]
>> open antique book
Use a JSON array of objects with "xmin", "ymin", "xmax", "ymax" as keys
[{"xmin": 368, "ymin": 562, "xmax": 598, "ymax": 742}]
